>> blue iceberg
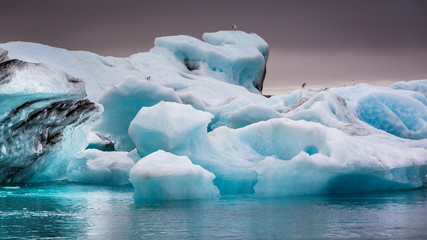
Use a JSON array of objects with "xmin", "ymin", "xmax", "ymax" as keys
[
  {"xmin": 0, "ymin": 56, "xmax": 98, "ymax": 184},
  {"xmin": 0, "ymin": 31, "xmax": 426, "ymax": 201},
  {"xmin": 130, "ymin": 150, "xmax": 219, "ymax": 201}
]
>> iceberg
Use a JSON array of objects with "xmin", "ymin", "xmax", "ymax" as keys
[
  {"xmin": 0, "ymin": 57, "xmax": 98, "ymax": 184},
  {"xmin": 67, "ymin": 149, "xmax": 135, "ymax": 186},
  {"xmin": 0, "ymin": 30, "xmax": 426, "ymax": 201},
  {"xmin": 129, "ymin": 101, "xmax": 213, "ymax": 157},
  {"xmin": 392, "ymin": 79, "xmax": 427, "ymax": 97},
  {"xmin": 155, "ymin": 31, "xmax": 268, "ymax": 93},
  {"xmin": 130, "ymin": 150, "xmax": 219, "ymax": 201},
  {"xmin": 94, "ymin": 77, "xmax": 182, "ymax": 151},
  {"xmin": 332, "ymin": 84, "xmax": 427, "ymax": 139}
]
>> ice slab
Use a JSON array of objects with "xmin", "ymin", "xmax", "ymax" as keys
[
  {"xmin": 0, "ymin": 59, "xmax": 97, "ymax": 184},
  {"xmin": 392, "ymin": 79, "xmax": 427, "ymax": 97},
  {"xmin": 129, "ymin": 150, "xmax": 219, "ymax": 201},
  {"xmin": 333, "ymin": 84, "xmax": 427, "ymax": 139},
  {"xmin": 94, "ymin": 77, "xmax": 181, "ymax": 151},
  {"xmin": 129, "ymin": 101, "xmax": 213, "ymax": 157},
  {"xmin": 155, "ymin": 30, "xmax": 268, "ymax": 93},
  {"xmin": 67, "ymin": 149, "xmax": 135, "ymax": 186}
]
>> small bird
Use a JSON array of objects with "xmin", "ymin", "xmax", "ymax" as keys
[
  {"xmin": 232, "ymin": 24, "xmax": 237, "ymax": 31},
  {"xmin": 146, "ymin": 76, "xmax": 151, "ymax": 80},
  {"xmin": 302, "ymin": 83, "xmax": 306, "ymax": 89},
  {"xmin": 352, "ymin": 80, "xmax": 355, "ymax": 86}
]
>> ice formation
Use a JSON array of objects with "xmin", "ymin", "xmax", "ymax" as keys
[
  {"xmin": 332, "ymin": 84, "xmax": 427, "ymax": 139},
  {"xmin": 155, "ymin": 31, "xmax": 268, "ymax": 93},
  {"xmin": 129, "ymin": 101, "xmax": 213, "ymax": 157},
  {"xmin": 0, "ymin": 31, "xmax": 426, "ymax": 201},
  {"xmin": 392, "ymin": 79, "xmax": 427, "ymax": 97},
  {"xmin": 130, "ymin": 150, "xmax": 219, "ymax": 201},
  {"xmin": 95, "ymin": 77, "xmax": 182, "ymax": 151},
  {"xmin": 0, "ymin": 48, "xmax": 9, "ymax": 62},
  {"xmin": 67, "ymin": 149, "xmax": 134, "ymax": 186},
  {"xmin": 0, "ymin": 56, "xmax": 97, "ymax": 184}
]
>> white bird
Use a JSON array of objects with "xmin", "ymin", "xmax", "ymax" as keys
[
  {"xmin": 232, "ymin": 24, "xmax": 237, "ymax": 31},
  {"xmin": 146, "ymin": 76, "xmax": 151, "ymax": 80},
  {"xmin": 352, "ymin": 80, "xmax": 355, "ymax": 86}
]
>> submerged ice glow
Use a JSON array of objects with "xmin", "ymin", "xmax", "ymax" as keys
[{"xmin": 0, "ymin": 31, "xmax": 426, "ymax": 201}]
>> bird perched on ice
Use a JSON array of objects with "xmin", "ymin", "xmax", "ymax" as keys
[
  {"xmin": 352, "ymin": 80, "xmax": 355, "ymax": 86},
  {"xmin": 302, "ymin": 83, "xmax": 306, "ymax": 89},
  {"xmin": 146, "ymin": 76, "xmax": 151, "ymax": 81},
  {"xmin": 232, "ymin": 24, "xmax": 237, "ymax": 31}
]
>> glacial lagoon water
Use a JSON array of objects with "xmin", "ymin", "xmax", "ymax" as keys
[{"xmin": 1, "ymin": 183, "xmax": 427, "ymax": 239}]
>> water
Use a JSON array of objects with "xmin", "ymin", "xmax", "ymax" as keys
[{"xmin": 1, "ymin": 183, "xmax": 427, "ymax": 239}]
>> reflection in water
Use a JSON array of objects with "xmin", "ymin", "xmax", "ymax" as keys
[{"xmin": 1, "ymin": 183, "xmax": 427, "ymax": 239}]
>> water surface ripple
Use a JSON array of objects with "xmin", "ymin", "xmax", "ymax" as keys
[{"xmin": 1, "ymin": 183, "xmax": 426, "ymax": 239}]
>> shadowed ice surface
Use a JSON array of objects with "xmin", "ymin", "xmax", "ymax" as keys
[{"xmin": 1, "ymin": 183, "xmax": 427, "ymax": 239}]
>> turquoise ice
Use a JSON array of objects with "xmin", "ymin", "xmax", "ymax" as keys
[{"xmin": 0, "ymin": 31, "xmax": 426, "ymax": 201}]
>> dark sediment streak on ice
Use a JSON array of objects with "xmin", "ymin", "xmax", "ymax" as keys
[{"xmin": 0, "ymin": 58, "xmax": 97, "ymax": 184}]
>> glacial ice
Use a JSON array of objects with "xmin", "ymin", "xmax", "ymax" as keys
[
  {"xmin": 0, "ymin": 60, "xmax": 85, "ymax": 96},
  {"xmin": 0, "ymin": 31, "xmax": 426, "ymax": 201},
  {"xmin": 332, "ymin": 84, "xmax": 427, "ymax": 139},
  {"xmin": 229, "ymin": 104, "xmax": 282, "ymax": 129},
  {"xmin": 94, "ymin": 77, "xmax": 182, "ymax": 151},
  {"xmin": 129, "ymin": 101, "xmax": 213, "ymax": 157},
  {"xmin": 392, "ymin": 79, "xmax": 427, "ymax": 97},
  {"xmin": 155, "ymin": 31, "xmax": 268, "ymax": 93},
  {"xmin": 67, "ymin": 149, "xmax": 135, "ymax": 186},
  {"xmin": 130, "ymin": 150, "xmax": 219, "ymax": 201},
  {"xmin": 0, "ymin": 57, "xmax": 97, "ymax": 184},
  {"xmin": 0, "ymin": 48, "xmax": 9, "ymax": 62}
]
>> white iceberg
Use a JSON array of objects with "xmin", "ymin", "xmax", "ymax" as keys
[
  {"xmin": 94, "ymin": 77, "xmax": 181, "ymax": 151},
  {"xmin": 67, "ymin": 149, "xmax": 135, "ymax": 186},
  {"xmin": 129, "ymin": 101, "xmax": 213, "ymax": 157},
  {"xmin": 129, "ymin": 150, "xmax": 219, "ymax": 201},
  {"xmin": 0, "ymin": 31, "xmax": 426, "ymax": 200},
  {"xmin": 392, "ymin": 79, "xmax": 427, "ymax": 97},
  {"xmin": 155, "ymin": 31, "xmax": 268, "ymax": 93}
]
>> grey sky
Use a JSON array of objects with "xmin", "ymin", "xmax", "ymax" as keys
[{"xmin": 2, "ymin": 0, "xmax": 427, "ymax": 93}]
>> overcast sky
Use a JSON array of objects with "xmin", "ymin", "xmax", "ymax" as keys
[{"xmin": 2, "ymin": 0, "xmax": 427, "ymax": 93}]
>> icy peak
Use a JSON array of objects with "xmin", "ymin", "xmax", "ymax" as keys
[{"xmin": 154, "ymin": 30, "xmax": 269, "ymax": 93}]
